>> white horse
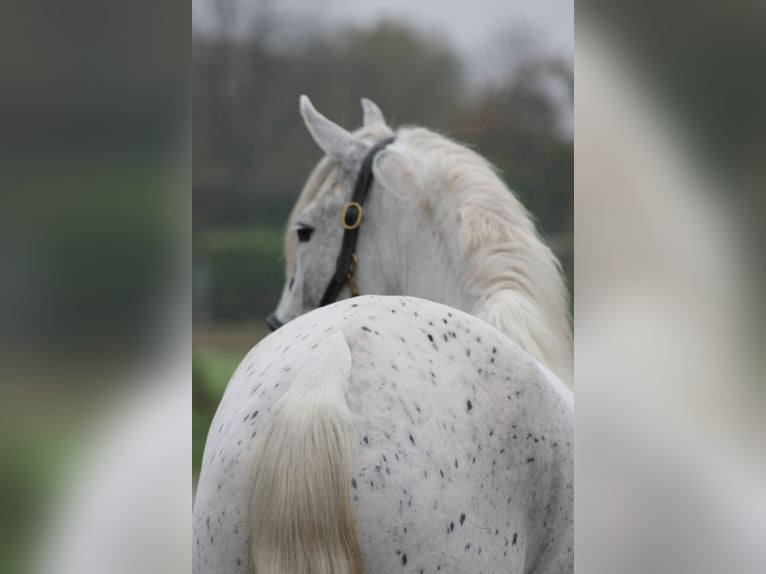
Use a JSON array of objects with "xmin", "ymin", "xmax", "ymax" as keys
[
  {"xmin": 193, "ymin": 98, "xmax": 573, "ymax": 574},
  {"xmin": 194, "ymin": 296, "xmax": 572, "ymax": 574}
]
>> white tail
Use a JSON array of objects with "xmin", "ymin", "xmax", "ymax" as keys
[{"xmin": 249, "ymin": 332, "xmax": 362, "ymax": 574}]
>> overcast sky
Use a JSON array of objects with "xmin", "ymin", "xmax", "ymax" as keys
[{"xmin": 193, "ymin": 0, "xmax": 573, "ymax": 81}]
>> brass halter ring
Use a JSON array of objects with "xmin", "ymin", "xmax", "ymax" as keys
[{"xmin": 341, "ymin": 201, "xmax": 364, "ymax": 230}]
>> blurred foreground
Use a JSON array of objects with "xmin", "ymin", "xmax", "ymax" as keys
[{"xmin": 576, "ymin": 7, "xmax": 766, "ymax": 574}]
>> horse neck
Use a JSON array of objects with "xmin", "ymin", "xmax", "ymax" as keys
[
  {"xmin": 364, "ymin": 168, "xmax": 573, "ymax": 385},
  {"xmin": 364, "ymin": 190, "xmax": 475, "ymax": 310}
]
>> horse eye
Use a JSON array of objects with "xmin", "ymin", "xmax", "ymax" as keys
[{"xmin": 296, "ymin": 226, "xmax": 314, "ymax": 243}]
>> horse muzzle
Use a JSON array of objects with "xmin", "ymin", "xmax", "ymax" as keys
[{"xmin": 266, "ymin": 312, "xmax": 284, "ymax": 332}]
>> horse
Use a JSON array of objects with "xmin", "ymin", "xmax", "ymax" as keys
[
  {"xmin": 269, "ymin": 96, "xmax": 572, "ymax": 386},
  {"xmin": 193, "ymin": 97, "xmax": 573, "ymax": 574},
  {"xmin": 194, "ymin": 296, "xmax": 573, "ymax": 574}
]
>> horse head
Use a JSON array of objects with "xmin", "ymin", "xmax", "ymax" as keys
[
  {"xmin": 269, "ymin": 96, "xmax": 419, "ymax": 330},
  {"xmin": 268, "ymin": 95, "xmax": 571, "ymax": 386}
]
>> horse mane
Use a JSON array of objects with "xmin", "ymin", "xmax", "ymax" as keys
[
  {"xmin": 286, "ymin": 124, "xmax": 572, "ymax": 383},
  {"xmin": 393, "ymin": 127, "xmax": 572, "ymax": 382}
]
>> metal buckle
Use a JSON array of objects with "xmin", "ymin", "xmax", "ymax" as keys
[
  {"xmin": 341, "ymin": 201, "xmax": 364, "ymax": 230},
  {"xmin": 347, "ymin": 253, "xmax": 361, "ymax": 296}
]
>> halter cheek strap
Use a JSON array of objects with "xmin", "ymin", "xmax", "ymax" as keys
[{"xmin": 319, "ymin": 136, "xmax": 396, "ymax": 307}]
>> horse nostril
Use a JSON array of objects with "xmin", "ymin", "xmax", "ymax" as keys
[{"xmin": 266, "ymin": 313, "xmax": 283, "ymax": 332}]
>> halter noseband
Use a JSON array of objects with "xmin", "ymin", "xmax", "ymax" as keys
[{"xmin": 319, "ymin": 136, "xmax": 395, "ymax": 307}]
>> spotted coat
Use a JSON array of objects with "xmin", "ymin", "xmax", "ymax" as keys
[{"xmin": 193, "ymin": 295, "xmax": 573, "ymax": 573}]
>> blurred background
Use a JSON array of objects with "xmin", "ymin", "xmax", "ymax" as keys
[{"xmin": 191, "ymin": 0, "xmax": 575, "ymax": 478}]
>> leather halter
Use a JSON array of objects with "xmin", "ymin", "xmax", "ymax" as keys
[{"xmin": 318, "ymin": 136, "xmax": 395, "ymax": 307}]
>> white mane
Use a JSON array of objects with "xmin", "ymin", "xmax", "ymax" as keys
[
  {"xmin": 287, "ymin": 125, "xmax": 573, "ymax": 384},
  {"xmin": 393, "ymin": 127, "xmax": 572, "ymax": 383}
]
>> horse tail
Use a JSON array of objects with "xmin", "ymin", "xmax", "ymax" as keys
[{"xmin": 249, "ymin": 332, "xmax": 362, "ymax": 574}]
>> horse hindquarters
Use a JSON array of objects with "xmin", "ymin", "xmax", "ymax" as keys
[{"xmin": 248, "ymin": 333, "xmax": 363, "ymax": 574}]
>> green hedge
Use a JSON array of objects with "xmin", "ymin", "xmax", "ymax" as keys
[{"xmin": 194, "ymin": 226, "xmax": 286, "ymax": 323}]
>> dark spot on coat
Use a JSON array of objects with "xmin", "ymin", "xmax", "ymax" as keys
[
  {"xmin": 402, "ymin": 553, "xmax": 408, "ymax": 566},
  {"xmin": 512, "ymin": 533, "xmax": 518, "ymax": 545},
  {"xmin": 466, "ymin": 400, "xmax": 473, "ymax": 413},
  {"xmin": 351, "ymin": 478, "xmax": 357, "ymax": 489},
  {"xmin": 460, "ymin": 513, "xmax": 466, "ymax": 526}
]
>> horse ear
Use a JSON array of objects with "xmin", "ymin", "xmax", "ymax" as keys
[
  {"xmin": 373, "ymin": 147, "xmax": 423, "ymax": 200},
  {"xmin": 361, "ymin": 98, "xmax": 386, "ymax": 128},
  {"xmin": 300, "ymin": 95, "xmax": 366, "ymax": 169}
]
